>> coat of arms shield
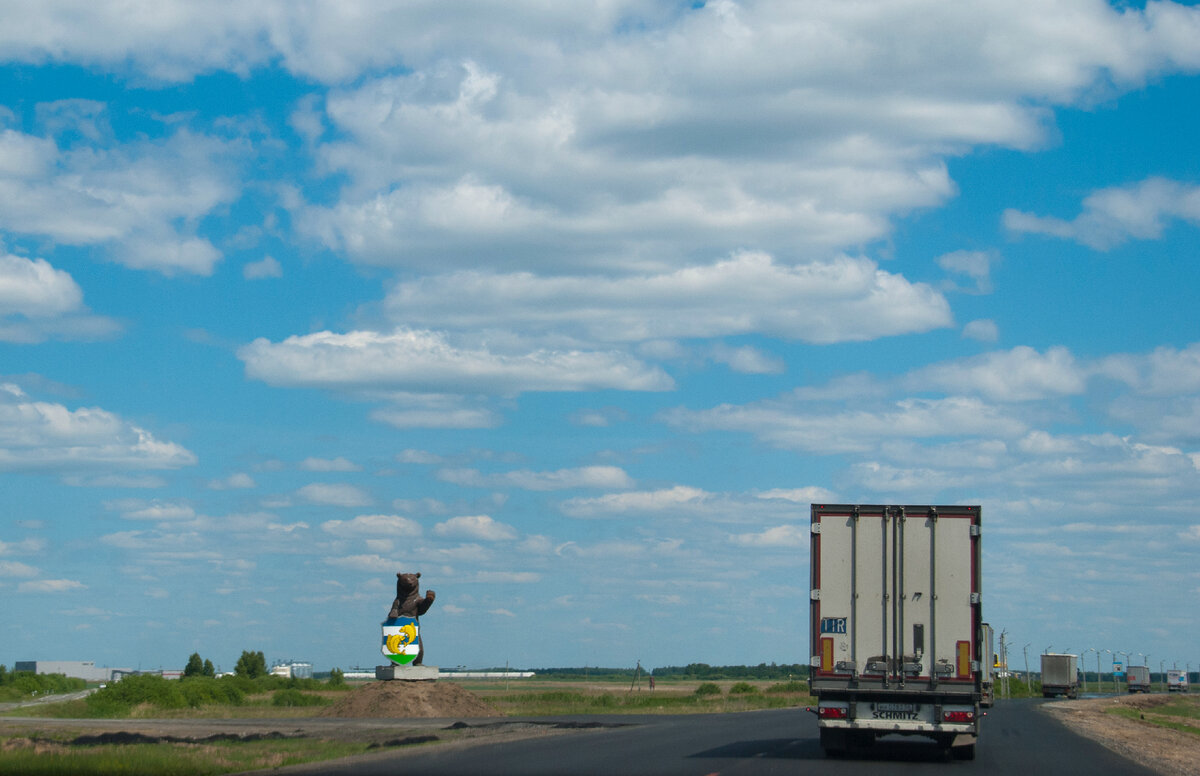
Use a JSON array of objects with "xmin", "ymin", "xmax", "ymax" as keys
[{"xmin": 381, "ymin": 616, "xmax": 421, "ymax": 665}]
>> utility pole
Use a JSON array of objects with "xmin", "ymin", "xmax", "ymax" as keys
[{"xmin": 1023, "ymin": 643, "xmax": 1032, "ymax": 694}]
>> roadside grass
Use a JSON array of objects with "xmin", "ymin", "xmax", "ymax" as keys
[
  {"xmin": 469, "ymin": 679, "xmax": 815, "ymax": 715},
  {"xmin": 0, "ymin": 735, "xmax": 374, "ymax": 775},
  {"xmin": 1106, "ymin": 695, "xmax": 1200, "ymax": 736}
]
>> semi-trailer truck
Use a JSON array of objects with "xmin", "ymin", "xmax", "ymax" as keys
[
  {"xmin": 1127, "ymin": 664, "xmax": 1151, "ymax": 693},
  {"xmin": 1040, "ymin": 653, "xmax": 1079, "ymax": 699},
  {"xmin": 809, "ymin": 504, "xmax": 983, "ymax": 760},
  {"xmin": 1167, "ymin": 670, "xmax": 1188, "ymax": 693}
]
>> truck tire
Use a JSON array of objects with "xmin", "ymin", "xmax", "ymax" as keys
[
  {"xmin": 819, "ymin": 729, "xmax": 847, "ymax": 757},
  {"xmin": 952, "ymin": 743, "xmax": 977, "ymax": 761}
]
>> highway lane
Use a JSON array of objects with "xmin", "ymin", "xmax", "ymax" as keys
[{"xmin": 265, "ymin": 700, "xmax": 1157, "ymax": 776}]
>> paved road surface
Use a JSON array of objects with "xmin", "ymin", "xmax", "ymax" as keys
[{"xmin": 259, "ymin": 700, "xmax": 1155, "ymax": 776}]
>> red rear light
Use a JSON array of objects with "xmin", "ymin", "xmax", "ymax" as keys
[
  {"xmin": 818, "ymin": 706, "xmax": 848, "ymax": 720},
  {"xmin": 943, "ymin": 711, "xmax": 975, "ymax": 723}
]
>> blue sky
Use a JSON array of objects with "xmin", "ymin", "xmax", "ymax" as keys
[{"xmin": 3, "ymin": 1, "xmax": 1200, "ymax": 676}]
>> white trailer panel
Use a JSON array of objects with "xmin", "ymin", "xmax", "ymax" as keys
[{"xmin": 809, "ymin": 504, "xmax": 983, "ymax": 759}]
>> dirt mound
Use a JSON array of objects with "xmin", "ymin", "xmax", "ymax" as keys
[{"xmin": 326, "ymin": 681, "xmax": 500, "ymax": 718}]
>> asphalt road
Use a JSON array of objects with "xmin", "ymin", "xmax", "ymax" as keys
[{"xmin": 260, "ymin": 700, "xmax": 1157, "ymax": 776}]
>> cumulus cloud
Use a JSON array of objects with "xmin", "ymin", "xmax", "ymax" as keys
[
  {"xmin": 321, "ymin": 514, "xmax": 422, "ymax": 537},
  {"xmin": 243, "ymin": 256, "xmax": 282, "ymax": 279},
  {"xmin": 663, "ymin": 396, "xmax": 1027, "ymax": 454},
  {"xmin": 0, "ymin": 253, "xmax": 120, "ymax": 343},
  {"xmin": 322, "ymin": 553, "xmax": 398, "ymax": 573},
  {"xmin": 437, "ymin": 465, "xmax": 634, "ymax": 491},
  {"xmin": 1004, "ymin": 177, "xmax": 1200, "ymax": 250},
  {"xmin": 0, "ymin": 383, "xmax": 196, "ymax": 472},
  {"xmin": 0, "ymin": 126, "xmax": 235, "ymax": 276},
  {"xmin": 297, "ymin": 483, "xmax": 372, "ymax": 507},
  {"xmin": 906, "ymin": 346, "xmax": 1087, "ymax": 401},
  {"xmin": 300, "ymin": 456, "xmax": 361, "ymax": 472},
  {"xmin": 381, "ymin": 253, "xmax": 952, "ymax": 345},
  {"xmin": 18, "ymin": 578, "xmax": 86, "ymax": 593},
  {"xmin": 0, "ymin": 560, "xmax": 39, "ymax": 577},
  {"xmin": 730, "ymin": 525, "xmax": 809, "ymax": 548},
  {"xmin": 239, "ymin": 328, "xmax": 674, "ymax": 394},
  {"xmin": 561, "ymin": 485, "xmax": 713, "ymax": 518},
  {"xmin": 434, "ymin": 515, "xmax": 517, "ymax": 541}
]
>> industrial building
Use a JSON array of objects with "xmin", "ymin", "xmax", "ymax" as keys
[
  {"xmin": 14, "ymin": 661, "xmax": 130, "ymax": 682},
  {"xmin": 268, "ymin": 661, "xmax": 313, "ymax": 679}
]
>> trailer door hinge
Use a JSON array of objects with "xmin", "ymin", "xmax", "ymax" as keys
[
  {"xmin": 970, "ymin": 593, "xmax": 981, "ymax": 605},
  {"xmin": 970, "ymin": 525, "xmax": 981, "ymax": 537},
  {"xmin": 810, "ymin": 589, "xmax": 821, "ymax": 601},
  {"xmin": 811, "ymin": 523, "xmax": 821, "ymax": 534}
]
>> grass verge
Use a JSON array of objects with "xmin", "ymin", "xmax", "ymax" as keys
[
  {"xmin": 1106, "ymin": 695, "xmax": 1200, "ymax": 737},
  {"xmin": 0, "ymin": 736, "xmax": 373, "ymax": 776}
]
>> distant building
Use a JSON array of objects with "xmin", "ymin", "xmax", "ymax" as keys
[
  {"xmin": 14, "ymin": 661, "xmax": 129, "ymax": 682},
  {"xmin": 269, "ymin": 661, "xmax": 313, "ymax": 679}
]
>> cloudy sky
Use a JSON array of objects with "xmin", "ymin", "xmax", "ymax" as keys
[{"xmin": 3, "ymin": 0, "xmax": 1200, "ymax": 675}]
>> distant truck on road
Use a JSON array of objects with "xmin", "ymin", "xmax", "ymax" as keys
[
  {"xmin": 1167, "ymin": 670, "xmax": 1189, "ymax": 693},
  {"xmin": 1040, "ymin": 653, "xmax": 1079, "ymax": 699},
  {"xmin": 809, "ymin": 504, "xmax": 983, "ymax": 761},
  {"xmin": 1127, "ymin": 664, "xmax": 1151, "ymax": 693}
]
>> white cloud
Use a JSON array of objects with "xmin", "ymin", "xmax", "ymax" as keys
[
  {"xmin": 111, "ymin": 500, "xmax": 197, "ymax": 521},
  {"xmin": 298, "ymin": 483, "xmax": 372, "ymax": 507},
  {"xmin": 18, "ymin": 578, "xmax": 86, "ymax": 593},
  {"xmin": 243, "ymin": 256, "xmax": 282, "ymax": 279},
  {"xmin": 239, "ymin": 328, "xmax": 674, "ymax": 395},
  {"xmin": 300, "ymin": 456, "xmax": 361, "ymax": 472},
  {"xmin": 1004, "ymin": 177, "xmax": 1200, "ymax": 250},
  {"xmin": 0, "ymin": 126, "xmax": 235, "ymax": 276},
  {"xmin": 0, "ymin": 384, "xmax": 196, "ymax": 472},
  {"xmin": 0, "ymin": 560, "xmax": 39, "ymax": 577},
  {"xmin": 709, "ymin": 344, "xmax": 785, "ymax": 375},
  {"xmin": 473, "ymin": 572, "xmax": 539, "ymax": 584},
  {"xmin": 561, "ymin": 485, "xmax": 712, "ymax": 518},
  {"xmin": 207, "ymin": 472, "xmax": 255, "ymax": 490},
  {"xmin": 396, "ymin": 449, "xmax": 444, "ymax": 464},
  {"xmin": 663, "ymin": 396, "xmax": 1027, "ymax": 454},
  {"xmin": 907, "ymin": 346, "xmax": 1087, "ymax": 401},
  {"xmin": 434, "ymin": 515, "xmax": 517, "ymax": 541},
  {"xmin": 322, "ymin": 554, "xmax": 400, "ymax": 573},
  {"xmin": 937, "ymin": 250, "xmax": 995, "ymax": 294},
  {"xmin": 730, "ymin": 525, "xmax": 809, "ymax": 548},
  {"xmin": 1097, "ymin": 343, "xmax": 1200, "ymax": 396},
  {"xmin": 756, "ymin": 487, "xmax": 838, "ymax": 503},
  {"xmin": 437, "ymin": 465, "xmax": 634, "ymax": 491},
  {"xmin": 381, "ymin": 253, "xmax": 952, "ymax": 345},
  {"xmin": 372, "ymin": 406, "xmax": 501, "ymax": 430},
  {"xmin": 321, "ymin": 514, "xmax": 422, "ymax": 537},
  {"xmin": 962, "ymin": 319, "xmax": 999, "ymax": 342},
  {"xmin": 0, "ymin": 253, "xmax": 120, "ymax": 343}
]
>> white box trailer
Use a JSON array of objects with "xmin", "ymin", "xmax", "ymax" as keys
[
  {"xmin": 1167, "ymin": 670, "xmax": 1188, "ymax": 693},
  {"xmin": 1127, "ymin": 664, "xmax": 1151, "ymax": 693},
  {"xmin": 1040, "ymin": 653, "xmax": 1079, "ymax": 699},
  {"xmin": 809, "ymin": 504, "xmax": 983, "ymax": 760}
]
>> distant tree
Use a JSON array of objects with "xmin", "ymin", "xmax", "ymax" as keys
[
  {"xmin": 202, "ymin": 659, "xmax": 215, "ymax": 678},
  {"xmin": 184, "ymin": 652, "xmax": 205, "ymax": 678},
  {"xmin": 234, "ymin": 650, "xmax": 267, "ymax": 679},
  {"xmin": 328, "ymin": 668, "xmax": 345, "ymax": 686}
]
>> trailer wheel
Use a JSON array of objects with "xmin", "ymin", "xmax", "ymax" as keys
[
  {"xmin": 952, "ymin": 743, "xmax": 977, "ymax": 761},
  {"xmin": 819, "ymin": 729, "xmax": 847, "ymax": 757}
]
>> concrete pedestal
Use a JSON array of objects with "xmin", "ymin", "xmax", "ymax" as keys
[{"xmin": 376, "ymin": 664, "xmax": 439, "ymax": 681}]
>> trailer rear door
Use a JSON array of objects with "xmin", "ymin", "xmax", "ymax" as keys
[{"xmin": 811, "ymin": 504, "xmax": 982, "ymax": 694}]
